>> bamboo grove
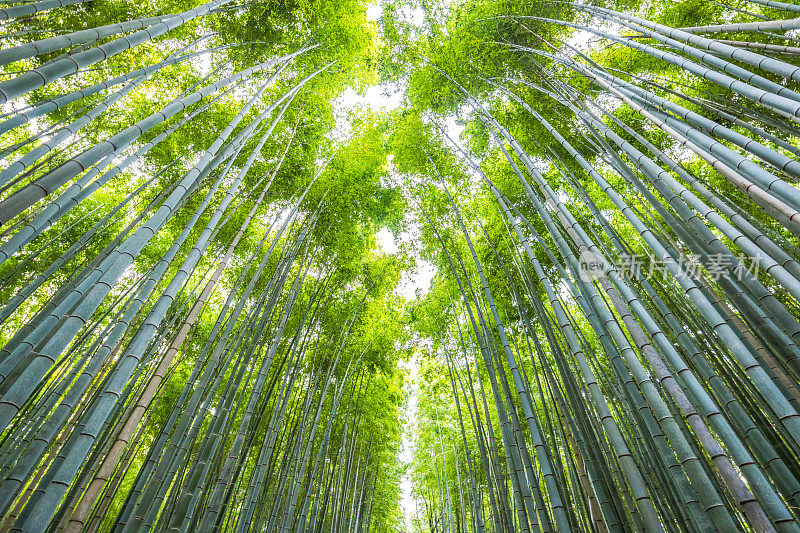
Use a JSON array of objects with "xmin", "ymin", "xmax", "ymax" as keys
[
  {"xmin": 395, "ymin": 0, "xmax": 800, "ymax": 531},
  {"xmin": 1, "ymin": 0, "xmax": 800, "ymax": 532},
  {"xmin": 0, "ymin": 1, "xmax": 407, "ymax": 531}
]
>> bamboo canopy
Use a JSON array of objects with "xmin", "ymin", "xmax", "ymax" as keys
[{"xmin": 0, "ymin": 0, "xmax": 799, "ymax": 531}]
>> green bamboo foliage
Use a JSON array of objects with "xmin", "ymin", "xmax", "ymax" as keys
[
  {"xmin": 0, "ymin": 2, "xmax": 405, "ymax": 531},
  {"xmin": 4, "ymin": 0, "xmax": 800, "ymax": 531},
  {"xmin": 401, "ymin": 0, "xmax": 800, "ymax": 531}
]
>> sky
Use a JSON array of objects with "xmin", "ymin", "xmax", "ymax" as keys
[
  {"xmin": 339, "ymin": 9, "xmax": 624, "ymax": 529},
  {"xmin": 334, "ymin": 2, "xmax": 445, "ymax": 527},
  {"xmin": 333, "ymin": 63, "xmax": 430, "ymax": 533},
  {"xmin": 375, "ymin": 223, "xmax": 433, "ymax": 527}
]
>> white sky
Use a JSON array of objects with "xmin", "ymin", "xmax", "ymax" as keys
[
  {"xmin": 397, "ymin": 349, "xmax": 420, "ymax": 527},
  {"xmin": 336, "ymin": 63, "xmax": 427, "ymax": 529},
  {"xmin": 377, "ymin": 227, "xmax": 437, "ymax": 299},
  {"xmin": 375, "ymin": 229, "xmax": 431, "ymax": 530},
  {"xmin": 341, "ymin": 79, "xmax": 431, "ymax": 532},
  {"xmin": 367, "ymin": 3, "xmax": 381, "ymax": 21},
  {"xmin": 330, "ymin": 81, "xmax": 405, "ymax": 144},
  {"xmin": 335, "ymin": 2, "xmax": 442, "ymax": 527}
]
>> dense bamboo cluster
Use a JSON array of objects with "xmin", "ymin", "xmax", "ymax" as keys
[
  {"xmin": 3, "ymin": 0, "xmax": 800, "ymax": 531},
  {"xmin": 406, "ymin": 1, "xmax": 800, "ymax": 532},
  {"xmin": 0, "ymin": 2, "xmax": 403, "ymax": 531}
]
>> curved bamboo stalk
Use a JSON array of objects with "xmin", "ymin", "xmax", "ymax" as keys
[
  {"xmin": 678, "ymin": 17, "xmax": 800, "ymax": 34},
  {"xmin": 0, "ymin": 0, "xmax": 231, "ymax": 105}
]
